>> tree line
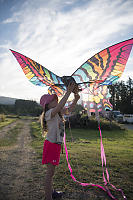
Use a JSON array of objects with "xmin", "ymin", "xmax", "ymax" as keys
[{"xmin": 0, "ymin": 99, "xmax": 42, "ymax": 116}]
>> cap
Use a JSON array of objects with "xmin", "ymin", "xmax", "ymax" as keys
[{"xmin": 40, "ymin": 94, "xmax": 58, "ymax": 108}]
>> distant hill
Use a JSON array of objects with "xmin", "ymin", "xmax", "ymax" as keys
[{"xmin": 0, "ymin": 96, "xmax": 17, "ymax": 105}]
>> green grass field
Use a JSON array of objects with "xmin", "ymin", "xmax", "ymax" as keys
[{"xmin": 31, "ymin": 121, "xmax": 133, "ymax": 200}]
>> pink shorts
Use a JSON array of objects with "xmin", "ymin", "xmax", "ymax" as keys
[{"xmin": 42, "ymin": 140, "xmax": 61, "ymax": 166}]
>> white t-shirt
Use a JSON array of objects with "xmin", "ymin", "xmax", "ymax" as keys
[{"xmin": 45, "ymin": 108, "xmax": 64, "ymax": 144}]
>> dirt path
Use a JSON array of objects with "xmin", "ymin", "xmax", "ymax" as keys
[
  {"xmin": 0, "ymin": 119, "xmax": 45, "ymax": 200},
  {"xmin": 0, "ymin": 120, "xmax": 19, "ymax": 138}
]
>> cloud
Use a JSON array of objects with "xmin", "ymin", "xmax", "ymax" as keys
[
  {"xmin": 15, "ymin": 0, "xmax": 133, "ymax": 69},
  {"xmin": 2, "ymin": 16, "xmax": 18, "ymax": 24},
  {"xmin": 0, "ymin": 0, "xmax": 133, "ymax": 100}
]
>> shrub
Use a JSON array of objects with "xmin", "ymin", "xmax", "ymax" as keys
[
  {"xmin": 65, "ymin": 114, "xmax": 122, "ymax": 130},
  {"xmin": 0, "ymin": 114, "xmax": 6, "ymax": 122}
]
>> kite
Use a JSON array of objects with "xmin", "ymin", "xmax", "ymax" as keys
[
  {"xmin": 10, "ymin": 38, "xmax": 133, "ymax": 199},
  {"xmin": 10, "ymin": 38, "xmax": 133, "ymax": 113}
]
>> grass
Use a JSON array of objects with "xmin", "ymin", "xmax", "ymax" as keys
[
  {"xmin": 0, "ymin": 117, "xmax": 16, "ymax": 129},
  {"xmin": 0, "ymin": 123, "xmax": 23, "ymax": 147},
  {"xmin": 30, "ymin": 121, "xmax": 133, "ymax": 200}
]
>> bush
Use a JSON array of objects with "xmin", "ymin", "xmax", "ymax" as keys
[
  {"xmin": 0, "ymin": 114, "xmax": 6, "ymax": 122},
  {"xmin": 65, "ymin": 114, "xmax": 122, "ymax": 130}
]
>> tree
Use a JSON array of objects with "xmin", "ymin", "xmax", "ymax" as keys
[
  {"xmin": 15, "ymin": 99, "xmax": 42, "ymax": 116},
  {"xmin": 109, "ymin": 77, "xmax": 133, "ymax": 114},
  {"xmin": 73, "ymin": 104, "xmax": 84, "ymax": 114}
]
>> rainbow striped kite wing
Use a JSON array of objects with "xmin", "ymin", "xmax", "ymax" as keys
[
  {"xmin": 99, "ymin": 38, "xmax": 133, "ymax": 86},
  {"xmin": 72, "ymin": 38, "xmax": 133, "ymax": 86},
  {"xmin": 10, "ymin": 49, "xmax": 65, "ymax": 96},
  {"xmin": 48, "ymin": 84, "xmax": 66, "ymax": 96},
  {"xmin": 72, "ymin": 38, "xmax": 133, "ymax": 112}
]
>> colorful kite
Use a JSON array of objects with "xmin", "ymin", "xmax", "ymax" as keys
[
  {"xmin": 10, "ymin": 38, "xmax": 133, "ymax": 113},
  {"xmin": 10, "ymin": 38, "xmax": 133, "ymax": 199}
]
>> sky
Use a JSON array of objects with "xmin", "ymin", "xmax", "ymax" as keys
[{"xmin": 0, "ymin": 0, "xmax": 133, "ymax": 102}]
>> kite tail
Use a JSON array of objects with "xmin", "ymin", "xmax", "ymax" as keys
[
  {"xmin": 64, "ymin": 127, "xmax": 127, "ymax": 200},
  {"xmin": 63, "ymin": 132, "xmax": 106, "ymax": 191},
  {"xmin": 98, "ymin": 124, "xmax": 127, "ymax": 200}
]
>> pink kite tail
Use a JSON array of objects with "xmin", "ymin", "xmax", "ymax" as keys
[
  {"xmin": 98, "ymin": 125, "xmax": 127, "ymax": 200},
  {"xmin": 63, "ymin": 132, "xmax": 106, "ymax": 191}
]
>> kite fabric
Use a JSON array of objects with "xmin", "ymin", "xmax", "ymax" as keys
[
  {"xmin": 72, "ymin": 38, "xmax": 133, "ymax": 113},
  {"xmin": 10, "ymin": 49, "xmax": 66, "ymax": 96},
  {"xmin": 10, "ymin": 38, "xmax": 133, "ymax": 113}
]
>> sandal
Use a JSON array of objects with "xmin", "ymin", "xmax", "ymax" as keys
[{"xmin": 52, "ymin": 190, "xmax": 64, "ymax": 199}]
